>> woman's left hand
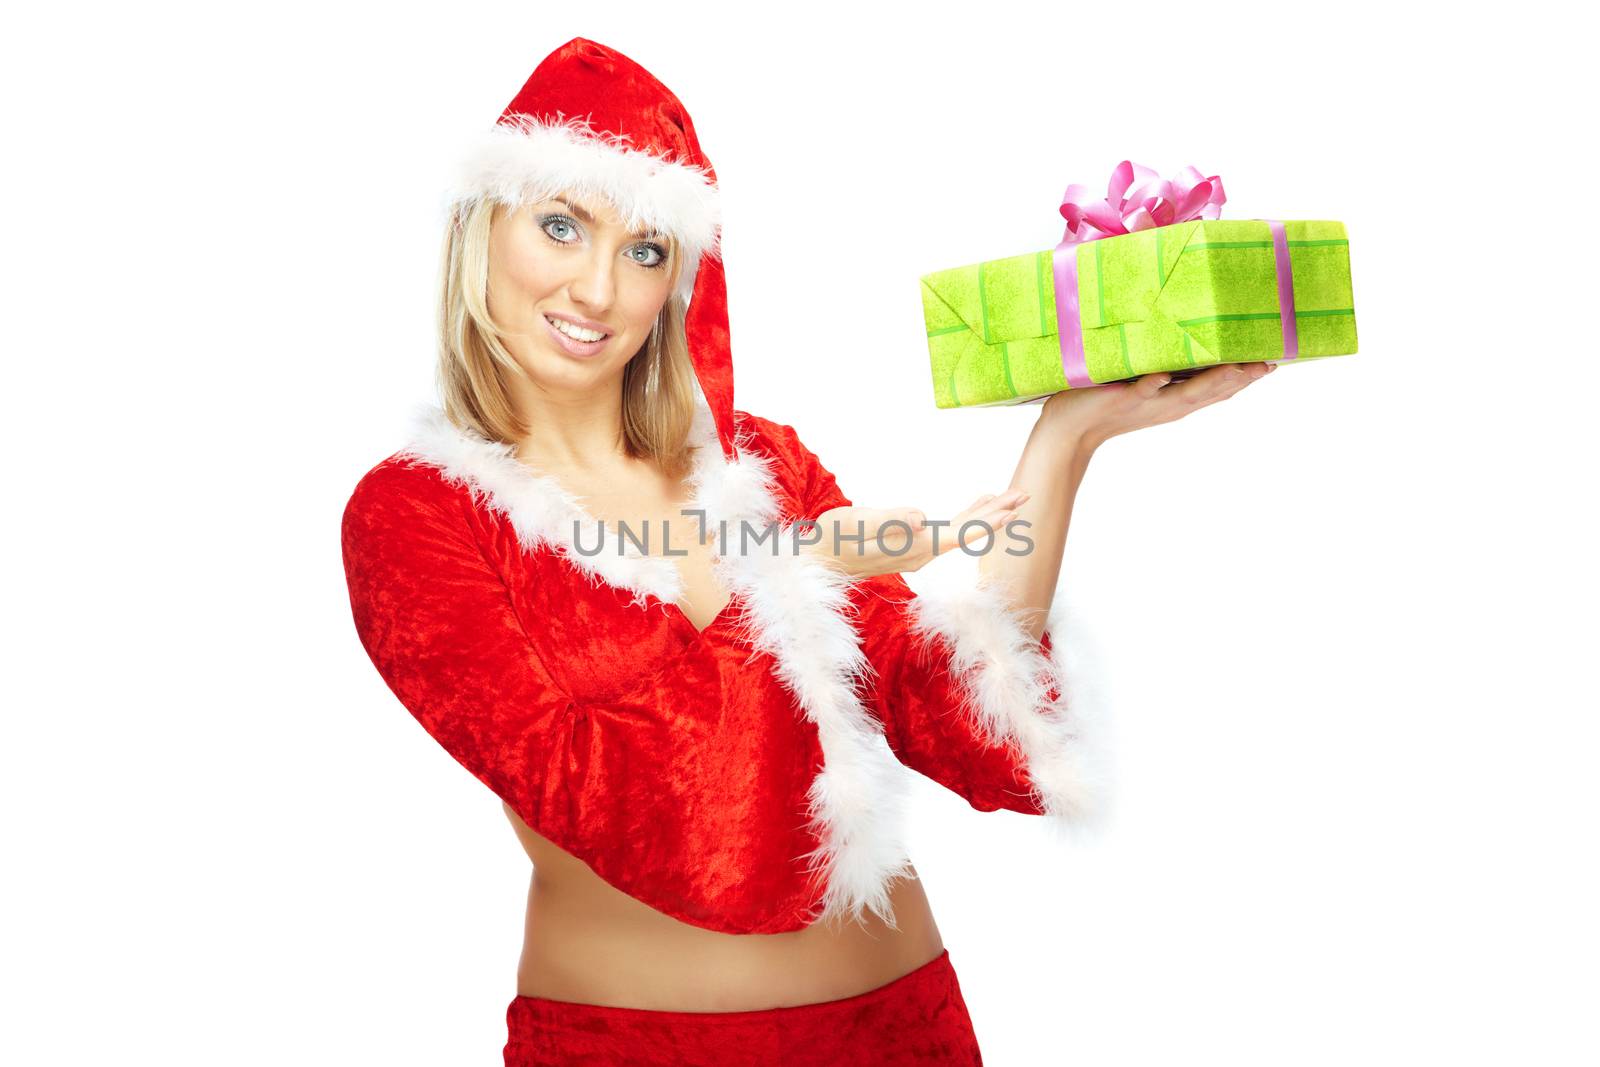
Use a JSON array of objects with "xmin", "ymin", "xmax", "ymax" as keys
[{"xmin": 1040, "ymin": 360, "xmax": 1276, "ymax": 450}]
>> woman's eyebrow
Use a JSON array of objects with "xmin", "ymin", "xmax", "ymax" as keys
[{"xmin": 549, "ymin": 198, "xmax": 665, "ymax": 242}]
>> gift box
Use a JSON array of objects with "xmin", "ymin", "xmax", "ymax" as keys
[{"xmin": 919, "ymin": 164, "xmax": 1358, "ymax": 408}]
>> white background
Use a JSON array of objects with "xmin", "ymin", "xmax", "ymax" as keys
[{"xmin": 5, "ymin": 2, "xmax": 1594, "ymax": 1064}]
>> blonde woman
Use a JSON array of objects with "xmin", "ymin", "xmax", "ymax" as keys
[{"xmin": 340, "ymin": 36, "xmax": 1272, "ymax": 1066}]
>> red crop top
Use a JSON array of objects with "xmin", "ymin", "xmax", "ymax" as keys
[{"xmin": 340, "ymin": 397, "xmax": 1098, "ymax": 935}]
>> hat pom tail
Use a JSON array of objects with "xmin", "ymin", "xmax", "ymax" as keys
[{"xmin": 684, "ymin": 253, "xmax": 738, "ymax": 460}]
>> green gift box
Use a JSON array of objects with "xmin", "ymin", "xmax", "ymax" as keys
[{"xmin": 920, "ymin": 219, "xmax": 1358, "ymax": 408}]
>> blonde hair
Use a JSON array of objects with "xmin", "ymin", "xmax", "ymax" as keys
[{"xmin": 434, "ymin": 197, "xmax": 700, "ymax": 478}]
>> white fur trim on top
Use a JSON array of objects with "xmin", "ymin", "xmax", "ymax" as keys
[
  {"xmin": 445, "ymin": 112, "xmax": 721, "ymax": 303},
  {"xmin": 395, "ymin": 402, "xmax": 685, "ymax": 607},
  {"xmin": 904, "ymin": 555, "xmax": 1110, "ymax": 839},
  {"xmin": 708, "ymin": 500, "xmax": 917, "ymax": 931},
  {"xmin": 393, "ymin": 385, "xmax": 915, "ymax": 930}
]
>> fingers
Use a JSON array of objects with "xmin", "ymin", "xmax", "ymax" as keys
[
  {"xmin": 1220, "ymin": 361, "xmax": 1274, "ymax": 394},
  {"xmin": 961, "ymin": 489, "xmax": 1028, "ymax": 516},
  {"xmin": 973, "ymin": 492, "xmax": 1027, "ymax": 528},
  {"xmin": 951, "ymin": 489, "xmax": 1029, "ymax": 554},
  {"xmin": 858, "ymin": 490, "xmax": 1033, "ymax": 565},
  {"xmin": 1162, "ymin": 360, "xmax": 1273, "ymax": 408},
  {"xmin": 1134, "ymin": 371, "xmax": 1173, "ymax": 399}
]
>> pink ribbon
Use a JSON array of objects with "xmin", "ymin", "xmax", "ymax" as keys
[
  {"xmin": 1051, "ymin": 160, "xmax": 1230, "ymax": 387},
  {"xmin": 1262, "ymin": 219, "xmax": 1299, "ymax": 363}
]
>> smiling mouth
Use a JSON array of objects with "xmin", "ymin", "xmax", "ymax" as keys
[{"xmin": 544, "ymin": 314, "xmax": 612, "ymax": 342}]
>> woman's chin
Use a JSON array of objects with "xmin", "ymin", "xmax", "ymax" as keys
[{"xmin": 519, "ymin": 347, "xmax": 629, "ymax": 390}]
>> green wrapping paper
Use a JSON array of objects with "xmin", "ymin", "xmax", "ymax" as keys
[{"xmin": 920, "ymin": 219, "xmax": 1358, "ymax": 408}]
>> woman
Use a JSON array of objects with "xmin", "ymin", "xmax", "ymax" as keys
[{"xmin": 340, "ymin": 37, "xmax": 1273, "ymax": 1065}]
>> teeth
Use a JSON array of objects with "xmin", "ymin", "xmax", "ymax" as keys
[{"xmin": 547, "ymin": 316, "xmax": 606, "ymax": 342}]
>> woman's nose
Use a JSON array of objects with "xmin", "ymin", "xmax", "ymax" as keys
[{"xmin": 567, "ymin": 250, "xmax": 616, "ymax": 310}]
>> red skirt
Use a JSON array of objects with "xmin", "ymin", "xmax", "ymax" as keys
[{"xmin": 503, "ymin": 947, "xmax": 983, "ymax": 1066}]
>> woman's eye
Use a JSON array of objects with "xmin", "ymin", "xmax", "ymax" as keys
[
  {"xmin": 542, "ymin": 218, "xmax": 576, "ymax": 242},
  {"xmin": 631, "ymin": 244, "xmax": 666, "ymax": 267},
  {"xmin": 539, "ymin": 215, "xmax": 665, "ymax": 269}
]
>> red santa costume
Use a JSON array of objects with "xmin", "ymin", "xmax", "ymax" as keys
[{"xmin": 340, "ymin": 37, "xmax": 1101, "ymax": 1067}]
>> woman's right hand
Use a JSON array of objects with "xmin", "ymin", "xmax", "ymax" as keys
[{"xmin": 797, "ymin": 490, "xmax": 1031, "ymax": 580}]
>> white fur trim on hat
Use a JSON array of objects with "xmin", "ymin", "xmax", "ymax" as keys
[{"xmin": 444, "ymin": 112, "xmax": 720, "ymax": 301}]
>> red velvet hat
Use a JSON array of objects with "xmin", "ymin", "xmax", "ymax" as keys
[{"xmin": 445, "ymin": 38, "xmax": 736, "ymax": 459}]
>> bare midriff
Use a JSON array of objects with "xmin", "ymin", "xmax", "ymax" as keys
[{"xmin": 504, "ymin": 802, "xmax": 945, "ymax": 1012}]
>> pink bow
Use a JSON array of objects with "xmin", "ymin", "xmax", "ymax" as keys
[
  {"xmin": 1050, "ymin": 160, "xmax": 1228, "ymax": 390},
  {"xmin": 1059, "ymin": 160, "xmax": 1226, "ymax": 246}
]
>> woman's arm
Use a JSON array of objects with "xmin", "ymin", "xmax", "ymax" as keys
[
  {"xmin": 340, "ymin": 462, "xmax": 734, "ymax": 902},
  {"xmin": 971, "ymin": 411, "xmax": 1094, "ymax": 643},
  {"xmin": 983, "ymin": 361, "xmax": 1278, "ymax": 639},
  {"xmin": 821, "ymin": 363, "xmax": 1277, "ymax": 630},
  {"xmin": 789, "ymin": 362, "xmax": 1276, "ymax": 819}
]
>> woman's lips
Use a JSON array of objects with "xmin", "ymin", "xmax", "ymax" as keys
[{"xmin": 542, "ymin": 314, "xmax": 611, "ymax": 357}]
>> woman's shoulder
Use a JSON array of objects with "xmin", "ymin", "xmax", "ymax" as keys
[
  {"xmin": 344, "ymin": 399, "xmax": 523, "ymax": 524},
  {"xmin": 732, "ymin": 407, "xmax": 820, "ymax": 457},
  {"xmin": 731, "ymin": 408, "xmax": 833, "ymax": 484},
  {"xmin": 345, "ymin": 402, "xmax": 538, "ymax": 526},
  {"xmin": 339, "ymin": 448, "xmax": 495, "ymax": 574},
  {"xmin": 344, "ymin": 449, "xmax": 468, "ymax": 522},
  {"xmin": 732, "ymin": 408, "xmax": 850, "ymax": 517}
]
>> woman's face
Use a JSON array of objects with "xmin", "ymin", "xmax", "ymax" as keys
[{"xmin": 487, "ymin": 193, "xmax": 676, "ymax": 393}]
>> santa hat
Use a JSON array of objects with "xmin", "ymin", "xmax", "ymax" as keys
[{"xmin": 444, "ymin": 37, "xmax": 738, "ymax": 460}]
